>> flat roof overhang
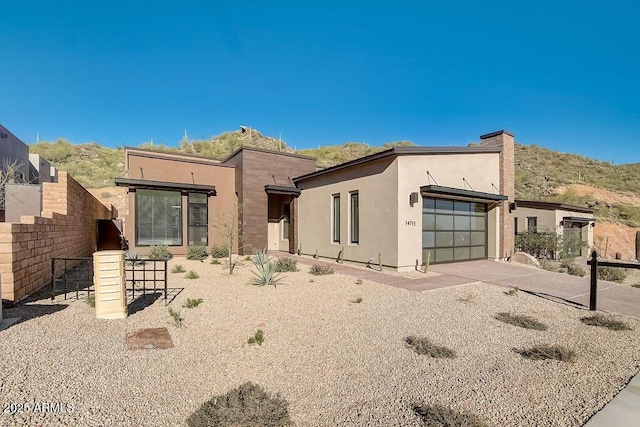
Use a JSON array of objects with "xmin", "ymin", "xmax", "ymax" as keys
[
  {"xmin": 420, "ymin": 185, "xmax": 508, "ymax": 205},
  {"xmin": 264, "ymin": 185, "xmax": 302, "ymax": 196},
  {"xmin": 563, "ymin": 216, "xmax": 596, "ymax": 223},
  {"xmin": 114, "ymin": 177, "xmax": 217, "ymax": 195}
]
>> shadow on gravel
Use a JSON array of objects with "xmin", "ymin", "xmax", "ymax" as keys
[
  {"xmin": 2, "ymin": 303, "xmax": 69, "ymax": 328},
  {"xmin": 128, "ymin": 292, "xmax": 162, "ymax": 315},
  {"xmin": 520, "ymin": 289, "xmax": 589, "ymax": 311}
]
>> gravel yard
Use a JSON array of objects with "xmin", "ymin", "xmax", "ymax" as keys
[{"xmin": 2, "ymin": 256, "xmax": 640, "ymax": 426}]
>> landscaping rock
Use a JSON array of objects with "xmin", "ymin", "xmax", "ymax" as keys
[{"xmin": 510, "ymin": 251, "xmax": 541, "ymax": 268}]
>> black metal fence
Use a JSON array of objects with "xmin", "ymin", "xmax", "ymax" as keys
[
  {"xmin": 50, "ymin": 257, "xmax": 169, "ymax": 305},
  {"xmin": 587, "ymin": 251, "xmax": 640, "ymax": 310}
]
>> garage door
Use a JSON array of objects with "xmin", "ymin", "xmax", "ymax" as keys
[{"xmin": 422, "ymin": 197, "xmax": 487, "ymax": 264}]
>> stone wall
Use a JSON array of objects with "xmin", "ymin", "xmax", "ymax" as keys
[{"xmin": 0, "ymin": 172, "xmax": 111, "ymax": 302}]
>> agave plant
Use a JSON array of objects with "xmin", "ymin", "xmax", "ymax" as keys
[
  {"xmin": 250, "ymin": 248, "xmax": 271, "ymax": 268},
  {"xmin": 250, "ymin": 260, "xmax": 284, "ymax": 287}
]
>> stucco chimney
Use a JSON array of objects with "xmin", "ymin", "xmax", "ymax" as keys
[{"xmin": 479, "ymin": 130, "xmax": 515, "ymax": 258}]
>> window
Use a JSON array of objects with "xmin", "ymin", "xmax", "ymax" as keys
[
  {"xmin": 527, "ymin": 217, "xmax": 537, "ymax": 232},
  {"xmin": 350, "ymin": 191, "xmax": 359, "ymax": 244},
  {"xmin": 188, "ymin": 193, "xmax": 208, "ymax": 246},
  {"xmin": 135, "ymin": 189, "xmax": 182, "ymax": 246},
  {"xmin": 282, "ymin": 203, "xmax": 290, "ymax": 240},
  {"xmin": 332, "ymin": 194, "xmax": 340, "ymax": 243}
]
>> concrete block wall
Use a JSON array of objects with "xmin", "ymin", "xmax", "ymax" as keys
[{"xmin": 0, "ymin": 172, "xmax": 111, "ymax": 302}]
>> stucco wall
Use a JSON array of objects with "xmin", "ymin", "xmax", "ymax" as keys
[
  {"xmin": 123, "ymin": 150, "xmax": 237, "ymax": 255},
  {"xmin": 0, "ymin": 124, "xmax": 29, "ymax": 182},
  {"xmin": 297, "ymin": 157, "xmax": 399, "ymax": 266},
  {"xmin": 4, "ymin": 183, "xmax": 42, "ymax": 222},
  {"xmin": 397, "ymin": 152, "xmax": 502, "ymax": 266},
  {"xmin": 0, "ymin": 172, "xmax": 111, "ymax": 302}
]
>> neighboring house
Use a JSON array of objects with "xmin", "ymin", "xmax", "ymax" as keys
[
  {"xmin": 116, "ymin": 130, "xmax": 517, "ymax": 269},
  {"xmin": 28, "ymin": 153, "xmax": 56, "ymax": 183},
  {"xmin": 513, "ymin": 200, "xmax": 595, "ymax": 256},
  {"xmin": 0, "ymin": 124, "xmax": 29, "ymax": 183}
]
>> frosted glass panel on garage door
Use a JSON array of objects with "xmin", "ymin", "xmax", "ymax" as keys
[{"xmin": 422, "ymin": 197, "xmax": 487, "ymax": 263}]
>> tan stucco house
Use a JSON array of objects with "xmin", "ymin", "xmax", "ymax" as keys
[
  {"xmin": 513, "ymin": 200, "xmax": 595, "ymax": 256},
  {"xmin": 115, "ymin": 130, "xmax": 517, "ymax": 269}
]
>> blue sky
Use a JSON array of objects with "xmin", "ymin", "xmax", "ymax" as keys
[{"xmin": 2, "ymin": 1, "xmax": 639, "ymax": 163}]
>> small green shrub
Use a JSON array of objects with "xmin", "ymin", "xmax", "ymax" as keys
[
  {"xmin": 310, "ymin": 264, "xmax": 334, "ymax": 275},
  {"xmin": 210, "ymin": 244, "xmax": 229, "ymax": 259},
  {"xmin": 186, "ymin": 382, "xmax": 293, "ymax": 427},
  {"xmin": 273, "ymin": 257, "xmax": 298, "ymax": 272},
  {"xmin": 412, "ymin": 404, "xmax": 488, "ymax": 427},
  {"xmin": 211, "ymin": 258, "xmax": 221, "ymax": 265},
  {"xmin": 186, "ymin": 245, "xmax": 208, "ymax": 261},
  {"xmin": 85, "ymin": 294, "xmax": 95, "ymax": 308},
  {"xmin": 580, "ymin": 314, "xmax": 632, "ymax": 331},
  {"xmin": 597, "ymin": 266, "xmax": 627, "ymax": 283},
  {"xmin": 350, "ymin": 297, "xmax": 363, "ymax": 304},
  {"xmin": 566, "ymin": 263, "xmax": 586, "ymax": 277},
  {"xmin": 504, "ymin": 287, "xmax": 519, "ymax": 296},
  {"xmin": 632, "ymin": 283, "xmax": 640, "ymax": 289},
  {"xmin": 495, "ymin": 312, "xmax": 548, "ymax": 331},
  {"xmin": 186, "ymin": 270, "xmax": 200, "ymax": 279},
  {"xmin": 147, "ymin": 244, "xmax": 173, "ymax": 261},
  {"xmin": 248, "ymin": 329, "xmax": 265, "ymax": 345},
  {"xmin": 171, "ymin": 264, "xmax": 186, "ymax": 273},
  {"xmin": 245, "ymin": 255, "xmax": 252, "ymax": 261},
  {"xmin": 515, "ymin": 229, "xmax": 560, "ymax": 259},
  {"xmin": 168, "ymin": 307, "xmax": 184, "ymax": 328},
  {"xmin": 124, "ymin": 251, "xmax": 143, "ymax": 265},
  {"xmin": 405, "ymin": 336, "xmax": 456, "ymax": 358},
  {"xmin": 516, "ymin": 344, "xmax": 576, "ymax": 362},
  {"xmin": 182, "ymin": 298, "xmax": 203, "ymax": 309}
]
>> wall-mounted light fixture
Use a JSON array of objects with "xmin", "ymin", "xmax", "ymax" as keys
[
  {"xmin": 0, "ymin": 133, "xmax": 7, "ymax": 138},
  {"xmin": 409, "ymin": 192, "xmax": 419, "ymax": 207},
  {"xmin": 509, "ymin": 202, "xmax": 517, "ymax": 213}
]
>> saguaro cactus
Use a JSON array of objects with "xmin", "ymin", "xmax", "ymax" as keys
[{"xmin": 636, "ymin": 230, "xmax": 640, "ymax": 261}]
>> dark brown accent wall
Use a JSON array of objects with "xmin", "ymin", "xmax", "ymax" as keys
[{"xmin": 223, "ymin": 149, "xmax": 316, "ymax": 255}]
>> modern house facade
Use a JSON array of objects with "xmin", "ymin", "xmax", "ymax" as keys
[
  {"xmin": 115, "ymin": 146, "xmax": 317, "ymax": 256},
  {"xmin": 293, "ymin": 131, "xmax": 515, "ymax": 269},
  {"xmin": 116, "ymin": 131, "xmax": 517, "ymax": 268},
  {"xmin": 513, "ymin": 200, "xmax": 595, "ymax": 256}
]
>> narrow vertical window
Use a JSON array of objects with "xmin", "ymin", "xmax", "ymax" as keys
[
  {"xmin": 527, "ymin": 217, "xmax": 537, "ymax": 232},
  {"xmin": 514, "ymin": 217, "xmax": 518, "ymax": 235},
  {"xmin": 282, "ymin": 203, "xmax": 290, "ymax": 240},
  {"xmin": 350, "ymin": 191, "xmax": 359, "ymax": 244},
  {"xmin": 332, "ymin": 194, "xmax": 340, "ymax": 243}
]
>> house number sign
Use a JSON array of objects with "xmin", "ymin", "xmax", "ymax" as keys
[{"xmin": 405, "ymin": 220, "xmax": 416, "ymax": 226}]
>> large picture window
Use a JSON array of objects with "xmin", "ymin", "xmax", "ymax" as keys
[
  {"xmin": 332, "ymin": 194, "xmax": 340, "ymax": 243},
  {"xmin": 350, "ymin": 191, "xmax": 359, "ymax": 244},
  {"xmin": 135, "ymin": 189, "xmax": 182, "ymax": 246}
]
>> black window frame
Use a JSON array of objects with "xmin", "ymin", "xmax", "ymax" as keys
[
  {"xmin": 349, "ymin": 191, "xmax": 359, "ymax": 244},
  {"xmin": 332, "ymin": 194, "xmax": 340, "ymax": 243},
  {"xmin": 188, "ymin": 192, "xmax": 208, "ymax": 246}
]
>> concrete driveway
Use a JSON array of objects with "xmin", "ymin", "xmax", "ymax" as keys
[{"xmin": 430, "ymin": 260, "xmax": 640, "ymax": 319}]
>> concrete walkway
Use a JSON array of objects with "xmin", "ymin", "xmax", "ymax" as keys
[
  {"xmin": 430, "ymin": 259, "xmax": 640, "ymax": 319},
  {"xmin": 582, "ymin": 371, "xmax": 640, "ymax": 426}
]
